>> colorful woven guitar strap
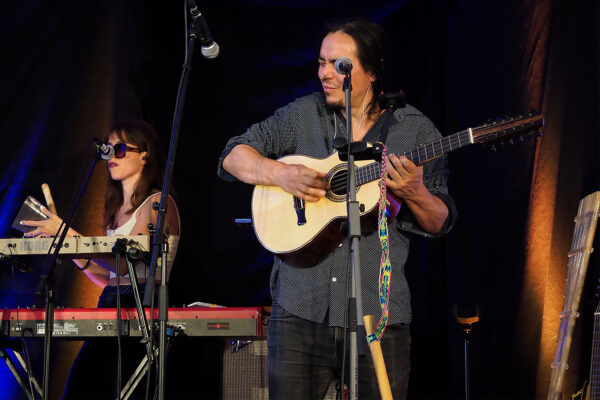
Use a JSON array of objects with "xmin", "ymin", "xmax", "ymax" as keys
[{"xmin": 366, "ymin": 145, "xmax": 392, "ymax": 344}]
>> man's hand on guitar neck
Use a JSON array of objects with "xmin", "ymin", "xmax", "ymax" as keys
[
  {"xmin": 385, "ymin": 154, "xmax": 425, "ymax": 200},
  {"xmin": 385, "ymin": 154, "xmax": 449, "ymax": 234},
  {"xmin": 223, "ymin": 144, "xmax": 328, "ymax": 202}
]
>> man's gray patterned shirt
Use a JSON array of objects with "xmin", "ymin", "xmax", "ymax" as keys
[{"xmin": 218, "ymin": 92, "xmax": 456, "ymax": 327}]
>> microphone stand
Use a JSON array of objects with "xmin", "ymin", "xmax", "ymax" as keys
[
  {"xmin": 35, "ymin": 147, "xmax": 103, "ymax": 400},
  {"xmin": 340, "ymin": 72, "xmax": 364, "ymax": 400},
  {"xmin": 142, "ymin": 7, "xmax": 205, "ymax": 399}
]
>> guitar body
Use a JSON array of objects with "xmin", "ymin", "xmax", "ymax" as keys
[{"xmin": 251, "ymin": 153, "xmax": 382, "ymax": 267}]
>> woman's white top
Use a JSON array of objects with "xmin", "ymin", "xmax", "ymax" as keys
[{"xmin": 106, "ymin": 194, "xmax": 180, "ymax": 285}]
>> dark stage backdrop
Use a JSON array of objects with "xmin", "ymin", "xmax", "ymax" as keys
[{"xmin": 0, "ymin": 0, "xmax": 598, "ymax": 398}]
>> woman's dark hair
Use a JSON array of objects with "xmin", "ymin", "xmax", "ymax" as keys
[
  {"xmin": 103, "ymin": 119, "xmax": 166, "ymax": 229},
  {"xmin": 322, "ymin": 18, "xmax": 389, "ymax": 115}
]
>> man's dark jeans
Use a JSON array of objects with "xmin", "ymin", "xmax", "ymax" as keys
[{"xmin": 267, "ymin": 301, "xmax": 410, "ymax": 400}]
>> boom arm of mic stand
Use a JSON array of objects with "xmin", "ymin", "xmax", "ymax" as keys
[
  {"xmin": 142, "ymin": 9, "xmax": 197, "ymax": 309},
  {"xmin": 37, "ymin": 151, "xmax": 102, "ymax": 400}
]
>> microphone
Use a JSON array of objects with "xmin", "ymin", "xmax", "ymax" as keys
[
  {"xmin": 334, "ymin": 57, "xmax": 353, "ymax": 75},
  {"xmin": 0, "ymin": 253, "xmax": 32, "ymax": 273},
  {"xmin": 187, "ymin": 0, "xmax": 220, "ymax": 59},
  {"xmin": 92, "ymin": 137, "xmax": 114, "ymax": 160}
]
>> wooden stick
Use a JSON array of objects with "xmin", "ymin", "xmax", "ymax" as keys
[
  {"xmin": 41, "ymin": 183, "xmax": 57, "ymax": 214},
  {"xmin": 363, "ymin": 314, "xmax": 393, "ymax": 400}
]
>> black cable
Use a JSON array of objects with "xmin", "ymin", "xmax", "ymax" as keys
[
  {"xmin": 145, "ymin": 292, "xmax": 154, "ymax": 400},
  {"xmin": 10, "ymin": 263, "xmax": 37, "ymax": 399},
  {"xmin": 115, "ymin": 253, "xmax": 122, "ymax": 400},
  {"xmin": 338, "ymin": 257, "xmax": 352, "ymax": 400},
  {"xmin": 151, "ymin": 294, "xmax": 157, "ymax": 400},
  {"xmin": 20, "ymin": 329, "xmax": 36, "ymax": 399},
  {"xmin": 183, "ymin": 0, "xmax": 189, "ymax": 63}
]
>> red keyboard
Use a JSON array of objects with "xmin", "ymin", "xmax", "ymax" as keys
[{"xmin": 0, "ymin": 307, "xmax": 265, "ymax": 338}]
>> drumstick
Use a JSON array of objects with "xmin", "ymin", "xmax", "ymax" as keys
[
  {"xmin": 363, "ymin": 314, "xmax": 393, "ymax": 400},
  {"xmin": 41, "ymin": 183, "xmax": 58, "ymax": 214}
]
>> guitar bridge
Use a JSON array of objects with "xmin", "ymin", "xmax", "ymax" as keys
[{"xmin": 293, "ymin": 197, "xmax": 307, "ymax": 225}]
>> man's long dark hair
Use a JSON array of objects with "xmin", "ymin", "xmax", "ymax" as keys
[
  {"xmin": 322, "ymin": 18, "xmax": 389, "ymax": 116},
  {"xmin": 103, "ymin": 119, "xmax": 167, "ymax": 229}
]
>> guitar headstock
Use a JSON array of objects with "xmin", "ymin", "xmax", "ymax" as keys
[{"xmin": 471, "ymin": 112, "xmax": 544, "ymax": 147}]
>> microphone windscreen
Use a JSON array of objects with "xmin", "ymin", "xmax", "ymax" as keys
[
  {"xmin": 334, "ymin": 57, "xmax": 353, "ymax": 74},
  {"xmin": 201, "ymin": 42, "xmax": 220, "ymax": 59},
  {"xmin": 101, "ymin": 144, "xmax": 114, "ymax": 160}
]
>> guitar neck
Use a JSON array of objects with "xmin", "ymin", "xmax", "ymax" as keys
[
  {"xmin": 549, "ymin": 191, "xmax": 600, "ymax": 399},
  {"xmin": 355, "ymin": 113, "xmax": 543, "ymax": 186},
  {"xmin": 402, "ymin": 129, "xmax": 474, "ymax": 164},
  {"xmin": 356, "ymin": 128, "xmax": 473, "ymax": 186}
]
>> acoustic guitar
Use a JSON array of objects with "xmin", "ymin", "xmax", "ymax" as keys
[
  {"xmin": 548, "ymin": 191, "xmax": 600, "ymax": 400},
  {"xmin": 251, "ymin": 113, "xmax": 543, "ymax": 268}
]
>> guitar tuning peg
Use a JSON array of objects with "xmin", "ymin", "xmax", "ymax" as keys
[
  {"xmin": 508, "ymin": 138, "xmax": 514, "ymax": 145},
  {"xmin": 519, "ymin": 135, "xmax": 525, "ymax": 142},
  {"xmin": 490, "ymin": 144, "xmax": 497, "ymax": 152}
]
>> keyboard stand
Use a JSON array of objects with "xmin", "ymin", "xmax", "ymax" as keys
[
  {"xmin": 0, "ymin": 341, "xmax": 43, "ymax": 400},
  {"xmin": 121, "ymin": 345, "xmax": 159, "ymax": 400}
]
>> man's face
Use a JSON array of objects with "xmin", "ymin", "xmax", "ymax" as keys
[{"xmin": 318, "ymin": 31, "xmax": 375, "ymax": 111}]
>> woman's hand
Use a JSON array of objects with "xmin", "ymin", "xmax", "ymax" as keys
[{"xmin": 20, "ymin": 206, "xmax": 67, "ymax": 237}]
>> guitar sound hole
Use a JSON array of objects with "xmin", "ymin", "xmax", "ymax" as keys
[{"xmin": 329, "ymin": 169, "xmax": 348, "ymax": 197}]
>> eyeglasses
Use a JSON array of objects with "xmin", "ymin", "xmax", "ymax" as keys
[{"xmin": 113, "ymin": 143, "xmax": 142, "ymax": 159}]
